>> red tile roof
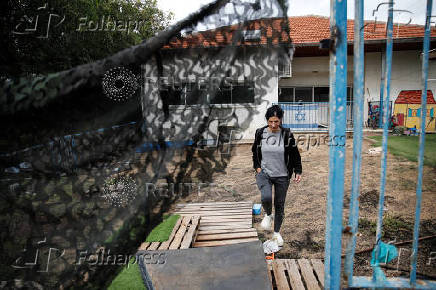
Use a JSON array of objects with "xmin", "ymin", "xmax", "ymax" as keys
[
  {"xmin": 164, "ymin": 16, "xmax": 436, "ymax": 49},
  {"xmin": 395, "ymin": 90, "xmax": 436, "ymax": 104}
]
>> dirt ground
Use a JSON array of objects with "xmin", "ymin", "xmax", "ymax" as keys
[{"xmin": 167, "ymin": 134, "xmax": 436, "ymax": 280}]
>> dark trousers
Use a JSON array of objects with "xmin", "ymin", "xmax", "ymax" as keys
[{"xmin": 255, "ymin": 169, "xmax": 290, "ymax": 232}]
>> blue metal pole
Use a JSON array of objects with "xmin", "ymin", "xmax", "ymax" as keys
[
  {"xmin": 410, "ymin": 0, "xmax": 433, "ymax": 284},
  {"xmin": 345, "ymin": 0, "xmax": 364, "ymax": 285},
  {"xmin": 324, "ymin": 0, "xmax": 347, "ymax": 288},
  {"xmin": 373, "ymin": 0, "xmax": 394, "ymax": 281},
  {"xmin": 378, "ymin": 52, "xmax": 386, "ymax": 128}
]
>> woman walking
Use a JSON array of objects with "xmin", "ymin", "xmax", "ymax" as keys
[{"xmin": 251, "ymin": 105, "xmax": 302, "ymax": 246}]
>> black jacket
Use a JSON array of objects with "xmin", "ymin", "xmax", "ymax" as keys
[{"xmin": 251, "ymin": 125, "xmax": 302, "ymax": 177}]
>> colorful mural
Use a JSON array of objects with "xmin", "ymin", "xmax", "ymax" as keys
[{"xmin": 393, "ymin": 90, "xmax": 436, "ymax": 132}]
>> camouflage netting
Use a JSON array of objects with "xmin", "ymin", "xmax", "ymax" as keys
[{"xmin": 0, "ymin": 0, "xmax": 292, "ymax": 288}]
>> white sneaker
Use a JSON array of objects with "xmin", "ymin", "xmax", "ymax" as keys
[
  {"xmin": 260, "ymin": 214, "xmax": 273, "ymax": 230},
  {"xmin": 272, "ymin": 232, "xmax": 284, "ymax": 247}
]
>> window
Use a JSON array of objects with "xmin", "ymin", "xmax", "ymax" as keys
[
  {"xmin": 186, "ymin": 83, "xmax": 208, "ymax": 105},
  {"xmin": 160, "ymin": 82, "xmax": 207, "ymax": 106},
  {"xmin": 161, "ymin": 79, "xmax": 255, "ymax": 106},
  {"xmin": 210, "ymin": 80, "xmax": 254, "ymax": 104},
  {"xmin": 314, "ymin": 87, "xmax": 329, "ymax": 102},
  {"xmin": 278, "ymin": 56, "xmax": 292, "ymax": 77},
  {"xmin": 160, "ymin": 86, "xmax": 184, "ymax": 105},
  {"xmin": 232, "ymin": 81, "xmax": 254, "ymax": 103},
  {"xmin": 279, "ymin": 87, "xmax": 294, "ymax": 102},
  {"xmin": 278, "ymin": 86, "xmax": 353, "ymax": 103},
  {"xmin": 294, "ymin": 87, "xmax": 312, "ymax": 102},
  {"xmin": 211, "ymin": 86, "xmax": 231, "ymax": 104}
]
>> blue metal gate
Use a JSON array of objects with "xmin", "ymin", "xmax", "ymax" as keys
[{"xmin": 325, "ymin": 0, "xmax": 436, "ymax": 288}]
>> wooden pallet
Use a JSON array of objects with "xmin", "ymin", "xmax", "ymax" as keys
[
  {"xmin": 138, "ymin": 215, "xmax": 200, "ymax": 250},
  {"xmin": 173, "ymin": 201, "xmax": 257, "ymax": 248},
  {"xmin": 266, "ymin": 259, "xmax": 325, "ymax": 290}
]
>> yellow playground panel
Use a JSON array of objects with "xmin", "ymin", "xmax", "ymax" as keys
[{"xmin": 393, "ymin": 90, "xmax": 436, "ymax": 132}]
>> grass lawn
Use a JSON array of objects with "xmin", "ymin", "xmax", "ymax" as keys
[
  {"xmin": 145, "ymin": 214, "xmax": 180, "ymax": 242},
  {"xmin": 107, "ymin": 214, "xmax": 180, "ymax": 290},
  {"xmin": 108, "ymin": 259, "xmax": 147, "ymax": 290},
  {"xmin": 369, "ymin": 134, "xmax": 436, "ymax": 168}
]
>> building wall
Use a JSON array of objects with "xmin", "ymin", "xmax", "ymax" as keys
[
  {"xmin": 279, "ymin": 55, "xmax": 354, "ymax": 87},
  {"xmin": 141, "ymin": 47, "xmax": 287, "ymax": 143},
  {"xmin": 140, "ymin": 47, "xmax": 436, "ymax": 143},
  {"xmin": 279, "ymin": 50, "xmax": 436, "ymax": 127}
]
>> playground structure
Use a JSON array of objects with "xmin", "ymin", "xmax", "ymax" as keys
[{"xmin": 393, "ymin": 90, "xmax": 436, "ymax": 132}]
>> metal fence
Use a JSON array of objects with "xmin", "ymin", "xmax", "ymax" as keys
[
  {"xmin": 1, "ymin": 122, "xmax": 139, "ymax": 174},
  {"xmin": 326, "ymin": 0, "xmax": 436, "ymax": 288}
]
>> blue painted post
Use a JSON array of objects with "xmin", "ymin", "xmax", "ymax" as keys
[
  {"xmin": 373, "ymin": 0, "xmax": 394, "ymax": 280},
  {"xmin": 410, "ymin": 0, "xmax": 433, "ymax": 285},
  {"xmin": 345, "ymin": 0, "xmax": 364, "ymax": 284},
  {"xmin": 324, "ymin": 0, "xmax": 347, "ymax": 288},
  {"xmin": 378, "ymin": 52, "xmax": 385, "ymax": 129}
]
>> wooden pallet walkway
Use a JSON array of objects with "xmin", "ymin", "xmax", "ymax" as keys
[
  {"xmin": 266, "ymin": 258, "xmax": 325, "ymax": 290},
  {"xmin": 138, "ymin": 215, "xmax": 200, "ymax": 250},
  {"xmin": 173, "ymin": 201, "xmax": 258, "ymax": 248}
]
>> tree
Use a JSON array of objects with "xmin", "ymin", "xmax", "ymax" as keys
[{"xmin": 0, "ymin": 0, "xmax": 173, "ymax": 78}]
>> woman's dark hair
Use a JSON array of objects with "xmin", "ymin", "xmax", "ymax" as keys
[{"xmin": 265, "ymin": 105, "xmax": 284, "ymax": 120}]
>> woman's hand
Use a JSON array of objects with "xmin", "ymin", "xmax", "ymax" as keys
[{"xmin": 294, "ymin": 174, "xmax": 301, "ymax": 183}]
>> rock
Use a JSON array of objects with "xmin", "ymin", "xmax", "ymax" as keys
[{"xmin": 368, "ymin": 147, "xmax": 382, "ymax": 155}]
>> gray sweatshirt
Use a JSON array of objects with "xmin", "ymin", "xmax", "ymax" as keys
[{"xmin": 260, "ymin": 127, "xmax": 288, "ymax": 177}]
